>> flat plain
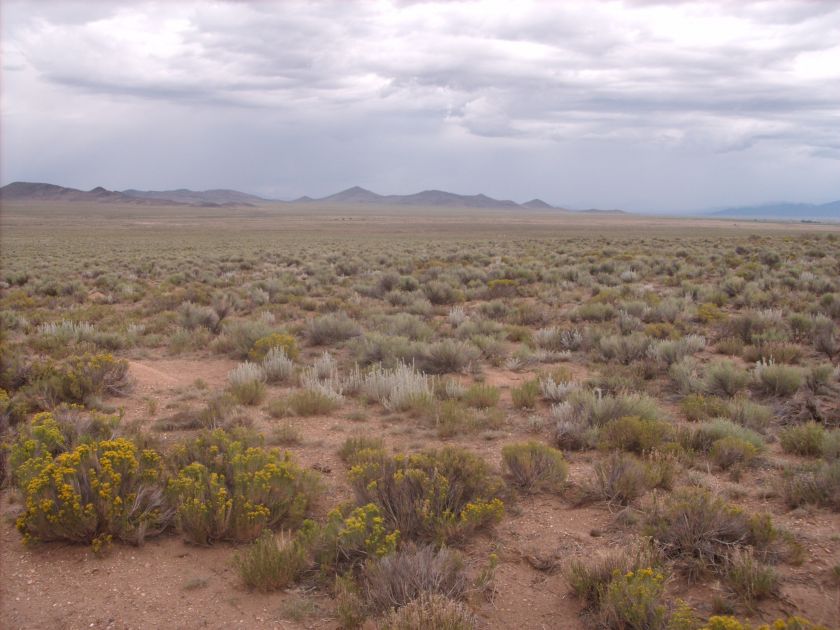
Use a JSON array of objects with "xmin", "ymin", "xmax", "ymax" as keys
[{"xmin": 1, "ymin": 201, "xmax": 839, "ymax": 629}]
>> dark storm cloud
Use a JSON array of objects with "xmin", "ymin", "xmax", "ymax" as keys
[{"xmin": 1, "ymin": 0, "xmax": 839, "ymax": 211}]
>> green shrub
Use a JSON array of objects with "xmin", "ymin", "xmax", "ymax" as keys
[
  {"xmin": 349, "ymin": 447, "xmax": 504, "ymax": 544},
  {"xmin": 178, "ymin": 301, "xmax": 221, "ymax": 333},
  {"xmin": 780, "ymin": 423, "xmax": 825, "ymax": 457},
  {"xmin": 710, "ymin": 436, "xmax": 758, "ymax": 470},
  {"xmin": 167, "ymin": 430, "xmax": 318, "ymax": 544},
  {"xmin": 723, "ymin": 548, "xmax": 778, "ymax": 604},
  {"xmin": 501, "ymin": 441, "xmax": 568, "ymax": 492},
  {"xmin": 338, "ymin": 435, "xmax": 385, "ymax": 465},
  {"xmin": 645, "ymin": 488, "xmax": 766, "ymax": 579},
  {"xmin": 423, "ymin": 281, "xmax": 463, "ymax": 305},
  {"xmin": 566, "ymin": 543, "xmax": 660, "ymax": 609},
  {"xmin": 823, "ymin": 430, "xmax": 840, "ymax": 461},
  {"xmin": 419, "ymin": 340, "xmax": 480, "ymax": 375},
  {"xmin": 725, "ymin": 397, "xmax": 773, "ymax": 432},
  {"xmin": 598, "ymin": 333, "xmax": 652, "ymax": 365},
  {"xmin": 334, "ymin": 574, "xmax": 367, "ymax": 629},
  {"xmin": 28, "ymin": 353, "xmax": 131, "ymax": 407},
  {"xmin": 461, "ymin": 383, "xmax": 500, "ymax": 408},
  {"xmin": 669, "ymin": 357, "xmax": 707, "ymax": 395},
  {"xmin": 307, "ymin": 312, "xmax": 362, "ymax": 345},
  {"xmin": 716, "ymin": 337, "xmax": 745, "ymax": 356},
  {"xmin": 352, "ymin": 333, "xmax": 420, "ymax": 368},
  {"xmin": 432, "ymin": 400, "xmax": 477, "ymax": 438},
  {"xmin": 752, "ymin": 360, "xmax": 802, "ymax": 396},
  {"xmin": 486, "ymin": 278, "xmax": 517, "ymax": 298},
  {"xmin": 679, "ymin": 394, "xmax": 728, "ymax": 422},
  {"xmin": 586, "ymin": 452, "xmax": 658, "ymax": 505},
  {"xmin": 248, "ymin": 332, "xmax": 299, "ymax": 361},
  {"xmin": 511, "ymin": 379, "xmax": 541, "ymax": 409},
  {"xmin": 697, "ymin": 303, "xmax": 724, "ymax": 323},
  {"xmin": 575, "ymin": 302, "xmax": 616, "ymax": 322},
  {"xmin": 196, "ymin": 393, "xmax": 238, "ymax": 428},
  {"xmin": 15, "ymin": 438, "xmax": 171, "ymax": 549},
  {"xmin": 705, "ymin": 361, "xmax": 749, "ymax": 398},
  {"xmin": 683, "ymin": 419, "xmax": 764, "ymax": 455},
  {"xmin": 598, "ymin": 416, "xmax": 671, "ymax": 454},
  {"xmin": 805, "ymin": 364, "xmax": 836, "ymax": 394},
  {"xmin": 218, "ymin": 319, "xmax": 274, "ymax": 359},
  {"xmin": 600, "ymin": 568, "xmax": 668, "ymax": 630},
  {"xmin": 568, "ymin": 389, "xmax": 662, "ymax": 427},
  {"xmin": 742, "ymin": 342, "xmax": 802, "ymax": 365},
  {"xmin": 287, "ymin": 388, "xmax": 341, "ymax": 416},
  {"xmin": 780, "ymin": 461, "xmax": 840, "ymax": 510},
  {"xmin": 234, "ymin": 529, "xmax": 308, "ymax": 591}
]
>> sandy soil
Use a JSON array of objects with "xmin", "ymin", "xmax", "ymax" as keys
[{"xmin": 2, "ymin": 356, "xmax": 840, "ymax": 629}]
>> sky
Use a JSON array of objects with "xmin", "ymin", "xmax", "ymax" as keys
[{"xmin": 2, "ymin": 0, "xmax": 839, "ymax": 213}]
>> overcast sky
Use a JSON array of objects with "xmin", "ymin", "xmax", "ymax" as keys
[{"xmin": 2, "ymin": 1, "xmax": 839, "ymax": 212}]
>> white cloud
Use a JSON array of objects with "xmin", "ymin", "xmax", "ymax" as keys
[{"xmin": 2, "ymin": 0, "xmax": 839, "ymax": 210}]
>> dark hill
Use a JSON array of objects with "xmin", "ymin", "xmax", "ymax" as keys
[
  {"xmin": 0, "ymin": 182, "xmax": 133, "ymax": 203},
  {"xmin": 301, "ymin": 186, "xmax": 531, "ymax": 209},
  {"xmin": 122, "ymin": 188, "xmax": 268, "ymax": 205},
  {"xmin": 521, "ymin": 198, "xmax": 554, "ymax": 209}
]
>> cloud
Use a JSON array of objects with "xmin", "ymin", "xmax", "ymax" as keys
[{"xmin": 2, "ymin": 0, "xmax": 839, "ymax": 210}]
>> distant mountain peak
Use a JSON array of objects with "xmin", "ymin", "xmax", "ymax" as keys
[
  {"xmin": 521, "ymin": 198, "xmax": 554, "ymax": 209},
  {"xmin": 0, "ymin": 181, "xmax": 266, "ymax": 207},
  {"xmin": 301, "ymin": 186, "xmax": 537, "ymax": 209},
  {"xmin": 121, "ymin": 187, "xmax": 267, "ymax": 205}
]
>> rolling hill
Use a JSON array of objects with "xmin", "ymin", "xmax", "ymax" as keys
[
  {"xmin": 0, "ymin": 182, "xmax": 265, "ymax": 207},
  {"xmin": 1, "ymin": 181, "xmax": 633, "ymax": 213},
  {"xmin": 122, "ymin": 188, "xmax": 268, "ymax": 206},
  {"xmin": 294, "ymin": 186, "xmax": 554, "ymax": 209},
  {"xmin": 0, "ymin": 182, "xmax": 132, "ymax": 203}
]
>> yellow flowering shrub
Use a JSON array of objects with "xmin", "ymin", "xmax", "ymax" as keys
[
  {"xmin": 0, "ymin": 388, "xmax": 10, "ymax": 419},
  {"xmin": 701, "ymin": 616, "xmax": 828, "ymax": 630},
  {"xmin": 349, "ymin": 446, "xmax": 504, "ymax": 544},
  {"xmin": 16, "ymin": 438, "xmax": 171, "ymax": 548},
  {"xmin": 168, "ymin": 429, "xmax": 319, "ymax": 544},
  {"xmin": 313, "ymin": 503, "xmax": 399, "ymax": 571},
  {"xmin": 703, "ymin": 617, "xmax": 748, "ymax": 630},
  {"xmin": 668, "ymin": 600, "xmax": 699, "ymax": 630},
  {"xmin": 758, "ymin": 617, "xmax": 829, "ymax": 630},
  {"xmin": 9, "ymin": 407, "xmax": 121, "ymax": 488}
]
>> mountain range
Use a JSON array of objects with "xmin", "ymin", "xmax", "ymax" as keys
[
  {"xmin": 709, "ymin": 201, "xmax": 840, "ymax": 220},
  {"xmin": 2, "ymin": 181, "xmax": 836, "ymax": 219},
  {"xmin": 293, "ymin": 185, "xmax": 559, "ymax": 209},
  {"xmin": 0, "ymin": 182, "xmax": 266, "ymax": 207},
  {"xmin": 0, "ymin": 182, "xmax": 563, "ymax": 210}
]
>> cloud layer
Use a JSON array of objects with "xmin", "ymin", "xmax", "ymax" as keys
[{"xmin": 2, "ymin": 0, "xmax": 839, "ymax": 211}]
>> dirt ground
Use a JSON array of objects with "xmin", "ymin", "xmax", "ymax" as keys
[{"xmin": 2, "ymin": 355, "xmax": 839, "ymax": 630}]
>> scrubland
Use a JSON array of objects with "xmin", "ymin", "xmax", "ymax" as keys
[{"xmin": 1, "ymin": 202, "xmax": 839, "ymax": 629}]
